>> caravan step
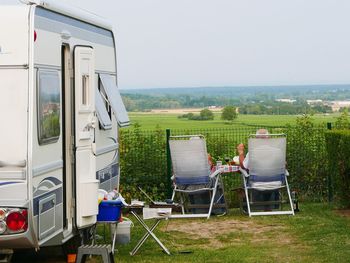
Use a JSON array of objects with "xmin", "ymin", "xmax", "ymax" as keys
[
  {"xmin": 76, "ymin": 244, "xmax": 114, "ymax": 263},
  {"xmin": 0, "ymin": 249, "xmax": 13, "ymax": 263}
]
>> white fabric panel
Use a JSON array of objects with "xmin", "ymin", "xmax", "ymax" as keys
[
  {"xmin": 248, "ymin": 137, "xmax": 286, "ymax": 177},
  {"xmin": 169, "ymin": 138, "xmax": 210, "ymax": 178},
  {"xmin": 99, "ymin": 74, "xmax": 129, "ymax": 127}
]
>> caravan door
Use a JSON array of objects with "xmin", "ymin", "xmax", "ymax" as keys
[{"xmin": 74, "ymin": 46, "xmax": 98, "ymax": 228}]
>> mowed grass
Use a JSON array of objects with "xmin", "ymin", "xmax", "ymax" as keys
[
  {"xmin": 127, "ymin": 112, "xmax": 339, "ymax": 130},
  {"xmin": 94, "ymin": 203, "xmax": 350, "ymax": 263}
]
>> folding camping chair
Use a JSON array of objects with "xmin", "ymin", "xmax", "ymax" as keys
[
  {"xmin": 239, "ymin": 134, "xmax": 294, "ymax": 216},
  {"xmin": 169, "ymin": 135, "xmax": 226, "ymax": 219}
]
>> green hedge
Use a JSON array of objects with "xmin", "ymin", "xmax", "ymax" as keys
[
  {"xmin": 119, "ymin": 125, "xmax": 168, "ymax": 202},
  {"xmin": 283, "ymin": 117, "xmax": 329, "ymax": 201},
  {"xmin": 325, "ymin": 130, "xmax": 350, "ymax": 208},
  {"xmin": 119, "ymin": 123, "xmax": 331, "ymax": 205}
]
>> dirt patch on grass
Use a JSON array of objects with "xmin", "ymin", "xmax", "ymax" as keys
[
  {"xmin": 335, "ymin": 209, "xmax": 350, "ymax": 217},
  {"xmin": 163, "ymin": 219, "xmax": 292, "ymax": 249},
  {"xmin": 165, "ymin": 219, "xmax": 277, "ymax": 237}
]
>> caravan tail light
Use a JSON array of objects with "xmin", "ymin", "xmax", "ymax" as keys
[
  {"xmin": 0, "ymin": 208, "xmax": 28, "ymax": 235},
  {"xmin": 6, "ymin": 210, "xmax": 27, "ymax": 232}
]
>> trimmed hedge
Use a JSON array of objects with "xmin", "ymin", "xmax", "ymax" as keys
[
  {"xmin": 325, "ymin": 130, "xmax": 350, "ymax": 207},
  {"xmin": 119, "ymin": 123, "xmax": 331, "ymax": 204},
  {"xmin": 283, "ymin": 117, "xmax": 329, "ymax": 201}
]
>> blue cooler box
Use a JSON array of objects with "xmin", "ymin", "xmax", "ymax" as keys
[{"xmin": 97, "ymin": 200, "xmax": 123, "ymax": 222}]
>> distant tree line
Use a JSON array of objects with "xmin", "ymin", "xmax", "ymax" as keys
[
  {"xmin": 239, "ymin": 101, "xmax": 332, "ymax": 115},
  {"xmin": 121, "ymin": 93, "xmax": 333, "ymax": 115},
  {"xmin": 121, "ymin": 93, "xmax": 239, "ymax": 112},
  {"xmin": 121, "ymin": 84, "xmax": 350, "ymax": 101}
]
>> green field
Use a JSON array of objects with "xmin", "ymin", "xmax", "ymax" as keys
[{"xmin": 127, "ymin": 112, "xmax": 339, "ymax": 130}]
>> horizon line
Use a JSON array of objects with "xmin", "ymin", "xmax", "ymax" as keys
[{"xmin": 119, "ymin": 83, "xmax": 350, "ymax": 90}]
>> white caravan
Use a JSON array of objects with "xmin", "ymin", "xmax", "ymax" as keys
[{"xmin": 0, "ymin": 0, "xmax": 129, "ymax": 253}]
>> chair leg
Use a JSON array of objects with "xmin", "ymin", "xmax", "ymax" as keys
[
  {"xmin": 218, "ymin": 175, "xmax": 228, "ymax": 214},
  {"xmin": 207, "ymin": 190, "xmax": 216, "ymax": 219},
  {"xmin": 172, "ymin": 188, "xmax": 185, "ymax": 214},
  {"xmin": 243, "ymin": 177, "xmax": 252, "ymax": 217},
  {"xmin": 207, "ymin": 175, "xmax": 220, "ymax": 219},
  {"xmin": 279, "ymin": 190, "xmax": 283, "ymax": 210},
  {"xmin": 179, "ymin": 193, "xmax": 185, "ymax": 214},
  {"xmin": 171, "ymin": 189, "xmax": 176, "ymax": 201},
  {"xmin": 285, "ymin": 177, "xmax": 295, "ymax": 215}
]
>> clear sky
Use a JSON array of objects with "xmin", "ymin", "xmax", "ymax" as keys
[{"xmin": 66, "ymin": 0, "xmax": 350, "ymax": 89}]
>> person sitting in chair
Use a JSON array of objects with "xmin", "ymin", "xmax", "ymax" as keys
[
  {"xmin": 237, "ymin": 129, "xmax": 279, "ymax": 211},
  {"xmin": 237, "ymin": 128, "xmax": 269, "ymax": 169}
]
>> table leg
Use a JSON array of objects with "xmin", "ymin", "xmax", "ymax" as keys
[
  {"xmin": 111, "ymin": 223, "xmax": 118, "ymax": 254},
  {"xmin": 130, "ymin": 219, "xmax": 161, "ymax": 255},
  {"xmin": 130, "ymin": 211, "xmax": 170, "ymax": 256}
]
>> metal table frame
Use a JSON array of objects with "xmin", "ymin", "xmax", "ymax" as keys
[{"xmin": 129, "ymin": 210, "xmax": 170, "ymax": 256}]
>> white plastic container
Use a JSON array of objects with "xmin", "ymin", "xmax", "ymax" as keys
[{"xmin": 116, "ymin": 220, "xmax": 132, "ymax": 244}]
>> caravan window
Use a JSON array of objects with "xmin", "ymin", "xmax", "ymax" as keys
[
  {"xmin": 37, "ymin": 70, "xmax": 61, "ymax": 145},
  {"xmin": 99, "ymin": 74, "xmax": 130, "ymax": 127},
  {"xmin": 95, "ymin": 87, "xmax": 112, "ymax": 130}
]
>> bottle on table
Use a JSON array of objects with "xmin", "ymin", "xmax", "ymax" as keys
[{"xmin": 106, "ymin": 189, "xmax": 118, "ymax": 200}]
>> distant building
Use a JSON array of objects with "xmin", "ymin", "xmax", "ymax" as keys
[
  {"xmin": 275, "ymin": 99, "xmax": 296, "ymax": 103},
  {"xmin": 306, "ymin": 99, "xmax": 323, "ymax": 105},
  {"xmin": 42, "ymin": 102, "xmax": 60, "ymax": 116},
  {"xmin": 330, "ymin": 101, "xmax": 350, "ymax": 112}
]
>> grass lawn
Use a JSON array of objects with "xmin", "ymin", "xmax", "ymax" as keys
[
  {"xmin": 127, "ymin": 113, "xmax": 339, "ymax": 130},
  {"xmin": 94, "ymin": 203, "xmax": 350, "ymax": 263}
]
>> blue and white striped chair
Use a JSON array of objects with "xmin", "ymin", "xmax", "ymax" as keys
[
  {"xmin": 240, "ymin": 134, "xmax": 294, "ymax": 216},
  {"xmin": 169, "ymin": 135, "xmax": 224, "ymax": 219}
]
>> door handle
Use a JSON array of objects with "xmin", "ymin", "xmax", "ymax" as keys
[
  {"xmin": 84, "ymin": 116, "xmax": 97, "ymax": 131},
  {"xmin": 90, "ymin": 118, "xmax": 96, "ymax": 129},
  {"xmin": 84, "ymin": 121, "xmax": 96, "ymax": 131}
]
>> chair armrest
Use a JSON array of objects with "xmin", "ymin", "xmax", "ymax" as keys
[
  {"xmin": 209, "ymin": 168, "xmax": 223, "ymax": 178},
  {"xmin": 239, "ymin": 167, "xmax": 249, "ymax": 178},
  {"xmin": 285, "ymin": 169, "xmax": 289, "ymax": 176}
]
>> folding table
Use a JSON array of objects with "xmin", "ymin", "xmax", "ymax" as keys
[{"xmin": 129, "ymin": 207, "xmax": 172, "ymax": 256}]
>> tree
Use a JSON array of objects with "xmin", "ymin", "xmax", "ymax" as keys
[
  {"xmin": 335, "ymin": 109, "xmax": 350, "ymax": 129},
  {"xmin": 199, "ymin": 109, "xmax": 214, "ymax": 120},
  {"xmin": 221, "ymin": 106, "xmax": 237, "ymax": 121}
]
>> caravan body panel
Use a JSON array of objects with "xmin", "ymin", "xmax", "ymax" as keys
[
  {"xmin": 32, "ymin": 6, "xmax": 120, "ymax": 246},
  {"xmin": 0, "ymin": 0, "xmax": 128, "ymax": 250},
  {"xmin": 0, "ymin": 5, "xmax": 29, "ymax": 66},
  {"xmin": 0, "ymin": 4, "xmax": 34, "ymax": 248}
]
